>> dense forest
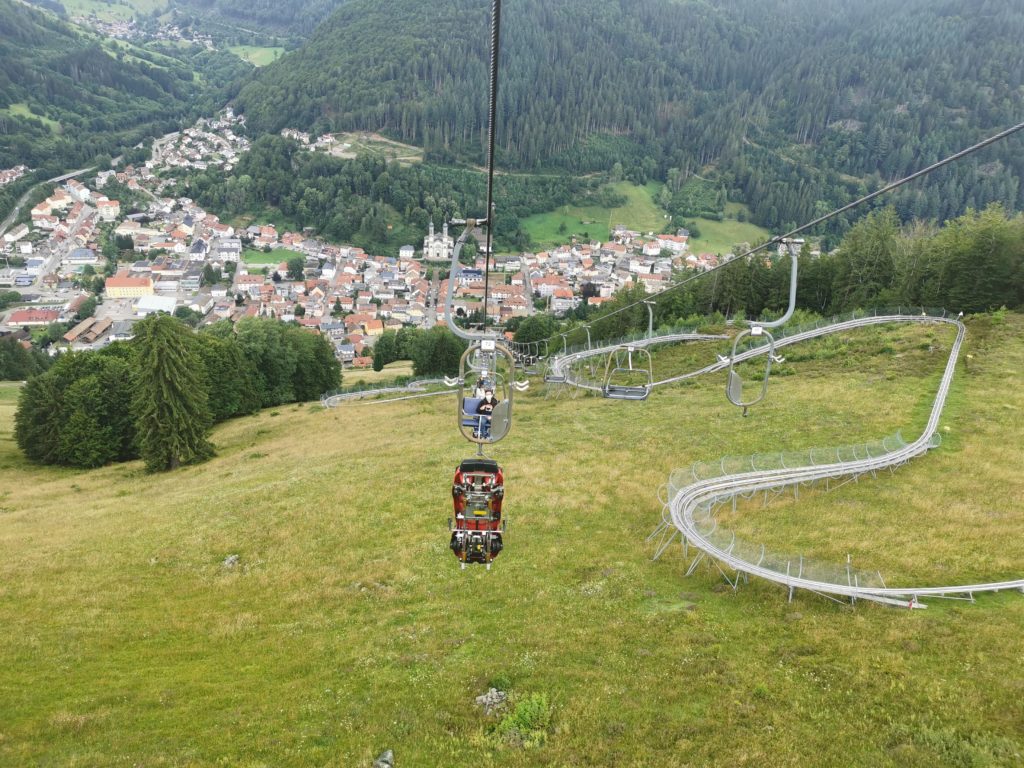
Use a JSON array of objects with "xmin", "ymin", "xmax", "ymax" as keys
[
  {"xmin": 0, "ymin": 0, "xmax": 250, "ymax": 216},
  {"xmin": 169, "ymin": 0, "xmax": 346, "ymax": 37},
  {"xmin": 233, "ymin": 0, "xmax": 1024, "ymax": 235},
  {"xmin": 183, "ymin": 134, "xmax": 605, "ymax": 254}
]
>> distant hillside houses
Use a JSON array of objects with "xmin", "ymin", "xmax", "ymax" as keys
[{"xmin": 0, "ymin": 165, "xmax": 29, "ymax": 186}]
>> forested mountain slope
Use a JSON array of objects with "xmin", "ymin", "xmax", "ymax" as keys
[
  {"xmin": 233, "ymin": 0, "xmax": 1024, "ymax": 231},
  {"xmin": 169, "ymin": 0, "xmax": 345, "ymax": 37},
  {"xmin": 0, "ymin": 0, "xmax": 250, "ymax": 218}
]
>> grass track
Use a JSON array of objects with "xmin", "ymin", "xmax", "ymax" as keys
[{"xmin": 1, "ymin": 315, "xmax": 1022, "ymax": 765}]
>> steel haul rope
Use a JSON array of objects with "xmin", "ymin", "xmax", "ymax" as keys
[{"xmin": 482, "ymin": 0, "xmax": 503, "ymax": 332}]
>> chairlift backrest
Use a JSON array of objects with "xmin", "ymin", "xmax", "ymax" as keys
[
  {"xmin": 489, "ymin": 400, "xmax": 511, "ymax": 440},
  {"xmin": 602, "ymin": 344, "xmax": 653, "ymax": 401},
  {"xmin": 724, "ymin": 328, "xmax": 775, "ymax": 413}
]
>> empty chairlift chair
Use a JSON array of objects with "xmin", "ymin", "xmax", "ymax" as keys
[{"xmin": 602, "ymin": 345, "xmax": 653, "ymax": 400}]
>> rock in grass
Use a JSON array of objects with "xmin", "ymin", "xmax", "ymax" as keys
[
  {"xmin": 223, "ymin": 554, "xmax": 240, "ymax": 568},
  {"xmin": 373, "ymin": 749, "xmax": 394, "ymax": 768},
  {"xmin": 475, "ymin": 687, "xmax": 508, "ymax": 715}
]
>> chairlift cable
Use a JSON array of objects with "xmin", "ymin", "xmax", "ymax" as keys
[
  {"xmin": 534, "ymin": 119, "xmax": 1024, "ymax": 349},
  {"xmin": 482, "ymin": 0, "xmax": 503, "ymax": 333}
]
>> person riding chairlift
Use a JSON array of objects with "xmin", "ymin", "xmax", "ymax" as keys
[
  {"xmin": 475, "ymin": 388, "xmax": 498, "ymax": 438},
  {"xmin": 474, "ymin": 372, "xmax": 488, "ymax": 399}
]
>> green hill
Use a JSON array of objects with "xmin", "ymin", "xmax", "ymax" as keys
[
  {"xmin": 2, "ymin": 315, "xmax": 1023, "ymax": 764},
  {"xmin": 233, "ymin": 0, "xmax": 1024, "ymax": 233},
  {"xmin": 0, "ymin": 0, "xmax": 250, "ymax": 209}
]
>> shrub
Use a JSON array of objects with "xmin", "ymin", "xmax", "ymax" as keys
[{"xmin": 494, "ymin": 692, "xmax": 552, "ymax": 748}]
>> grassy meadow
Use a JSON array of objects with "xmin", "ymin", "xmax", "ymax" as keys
[
  {"xmin": 686, "ymin": 206, "xmax": 772, "ymax": 256},
  {"xmin": 229, "ymin": 46, "xmax": 286, "ymax": 67},
  {"xmin": 61, "ymin": 0, "xmax": 167, "ymax": 22},
  {"xmin": 1, "ymin": 315, "xmax": 1023, "ymax": 765},
  {"xmin": 521, "ymin": 182, "xmax": 666, "ymax": 247},
  {"xmin": 329, "ymin": 133, "xmax": 424, "ymax": 164},
  {"xmin": 242, "ymin": 247, "xmax": 305, "ymax": 267},
  {"xmin": 2, "ymin": 103, "xmax": 61, "ymax": 132},
  {"xmin": 342, "ymin": 360, "xmax": 416, "ymax": 386}
]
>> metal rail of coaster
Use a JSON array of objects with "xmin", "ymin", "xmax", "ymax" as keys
[
  {"xmin": 546, "ymin": 328, "xmax": 731, "ymax": 393},
  {"xmin": 548, "ymin": 309, "xmax": 1023, "ymax": 607},
  {"xmin": 321, "ymin": 378, "xmax": 448, "ymax": 406}
]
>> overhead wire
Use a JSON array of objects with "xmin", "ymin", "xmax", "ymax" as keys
[
  {"xmin": 482, "ymin": 0, "xmax": 503, "ymax": 333},
  {"xmin": 528, "ymin": 118, "xmax": 1024, "ymax": 349}
]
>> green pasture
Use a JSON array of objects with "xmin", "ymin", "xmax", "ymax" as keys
[
  {"xmin": 2, "ymin": 103, "xmax": 61, "ymax": 132},
  {"xmin": 686, "ymin": 211, "xmax": 772, "ymax": 257},
  {"xmin": 521, "ymin": 182, "xmax": 667, "ymax": 247},
  {"xmin": 241, "ymin": 247, "xmax": 304, "ymax": 266},
  {"xmin": 1, "ymin": 314, "xmax": 1022, "ymax": 765},
  {"xmin": 61, "ymin": 0, "xmax": 166, "ymax": 22},
  {"xmin": 229, "ymin": 46, "xmax": 285, "ymax": 67}
]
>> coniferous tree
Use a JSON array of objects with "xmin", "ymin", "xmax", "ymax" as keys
[{"xmin": 131, "ymin": 314, "xmax": 214, "ymax": 471}]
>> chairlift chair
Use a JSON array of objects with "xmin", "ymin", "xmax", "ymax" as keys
[
  {"xmin": 457, "ymin": 339, "xmax": 516, "ymax": 448},
  {"xmin": 724, "ymin": 243, "xmax": 798, "ymax": 415},
  {"xmin": 725, "ymin": 326, "xmax": 778, "ymax": 416},
  {"xmin": 602, "ymin": 345, "xmax": 653, "ymax": 400}
]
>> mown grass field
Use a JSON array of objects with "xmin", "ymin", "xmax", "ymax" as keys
[
  {"xmin": 521, "ymin": 182, "xmax": 666, "ymax": 247},
  {"xmin": 241, "ymin": 247, "xmax": 304, "ymax": 267},
  {"xmin": 342, "ymin": 360, "xmax": 416, "ymax": 386},
  {"xmin": 686, "ymin": 212, "xmax": 772, "ymax": 256},
  {"xmin": 61, "ymin": 0, "xmax": 166, "ymax": 22},
  {"xmin": 229, "ymin": 46, "xmax": 286, "ymax": 67},
  {"xmin": 1, "ymin": 315, "xmax": 1023, "ymax": 766}
]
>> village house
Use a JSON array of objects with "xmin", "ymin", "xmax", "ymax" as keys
[
  {"xmin": 8, "ymin": 308, "xmax": 61, "ymax": 326},
  {"xmin": 105, "ymin": 271, "xmax": 154, "ymax": 298}
]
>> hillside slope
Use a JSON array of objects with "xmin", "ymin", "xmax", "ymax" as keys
[
  {"xmin": 0, "ymin": 0, "xmax": 251, "ymax": 181},
  {"xmin": 1, "ymin": 316, "xmax": 1023, "ymax": 764},
  {"xmin": 233, "ymin": 0, "xmax": 1024, "ymax": 230}
]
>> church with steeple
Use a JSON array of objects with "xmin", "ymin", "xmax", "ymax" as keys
[{"xmin": 422, "ymin": 220, "xmax": 454, "ymax": 262}]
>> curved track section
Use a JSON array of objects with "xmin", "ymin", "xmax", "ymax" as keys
[
  {"xmin": 321, "ymin": 379, "xmax": 447, "ymax": 406},
  {"xmin": 549, "ymin": 311, "xmax": 1024, "ymax": 607},
  {"xmin": 546, "ymin": 331, "xmax": 729, "ymax": 392}
]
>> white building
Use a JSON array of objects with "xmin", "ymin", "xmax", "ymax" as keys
[
  {"xmin": 423, "ymin": 221, "xmax": 453, "ymax": 262},
  {"xmin": 135, "ymin": 295, "xmax": 177, "ymax": 316},
  {"xmin": 3, "ymin": 224, "xmax": 29, "ymax": 244}
]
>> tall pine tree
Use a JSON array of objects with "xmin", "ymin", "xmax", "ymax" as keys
[{"xmin": 132, "ymin": 314, "xmax": 214, "ymax": 472}]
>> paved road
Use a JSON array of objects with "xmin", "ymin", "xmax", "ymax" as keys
[{"xmin": 425, "ymin": 272, "xmax": 440, "ymax": 327}]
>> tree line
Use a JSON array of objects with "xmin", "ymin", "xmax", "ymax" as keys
[
  {"xmin": 371, "ymin": 326, "xmax": 467, "ymax": 377},
  {"xmin": 521, "ymin": 204, "xmax": 1024, "ymax": 348},
  {"xmin": 14, "ymin": 315, "xmax": 340, "ymax": 471}
]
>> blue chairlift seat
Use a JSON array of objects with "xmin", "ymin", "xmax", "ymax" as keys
[{"xmin": 462, "ymin": 397, "xmax": 487, "ymax": 431}]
